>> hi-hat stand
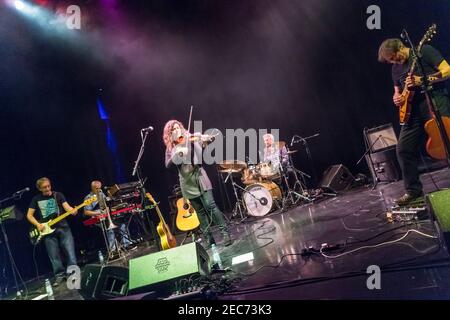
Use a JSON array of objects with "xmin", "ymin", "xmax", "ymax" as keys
[{"xmin": 222, "ymin": 169, "xmax": 246, "ymax": 221}]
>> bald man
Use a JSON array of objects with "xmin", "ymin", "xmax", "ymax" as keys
[{"xmin": 84, "ymin": 181, "xmax": 133, "ymax": 256}]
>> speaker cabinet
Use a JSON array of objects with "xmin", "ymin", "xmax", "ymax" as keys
[
  {"xmin": 365, "ymin": 123, "xmax": 398, "ymax": 152},
  {"xmin": 128, "ymin": 242, "xmax": 210, "ymax": 295},
  {"xmin": 79, "ymin": 264, "xmax": 129, "ymax": 300},
  {"xmin": 320, "ymin": 165, "xmax": 354, "ymax": 193},
  {"xmin": 366, "ymin": 147, "xmax": 401, "ymax": 182}
]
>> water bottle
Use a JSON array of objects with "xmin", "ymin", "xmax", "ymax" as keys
[
  {"xmin": 210, "ymin": 244, "xmax": 223, "ymax": 269},
  {"xmin": 45, "ymin": 279, "xmax": 54, "ymax": 300},
  {"xmin": 98, "ymin": 250, "xmax": 104, "ymax": 265}
]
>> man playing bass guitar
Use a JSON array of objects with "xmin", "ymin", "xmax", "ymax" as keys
[
  {"xmin": 26, "ymin": 177, "xmax": 78, "ymax": 286},
  {"xmin": 378, "ymin": 38, "xmax": 450, "ymax": 205}
]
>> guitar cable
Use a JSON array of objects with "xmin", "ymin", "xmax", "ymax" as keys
[{"xmin": 32, "ymin": 243, "xmax": 41, "ymax": 284}]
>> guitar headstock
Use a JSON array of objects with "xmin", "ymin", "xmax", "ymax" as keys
[
  {"xmin": 146, "ymin": 192, "xmax": 156, "ymax": 205},
  {"xmin": 84, "ymin": 195, "xmax": 97, "ymax": 206},
  {"xmin": 419, "ymin": 24, "xmax": 437, "ymax": 48}
]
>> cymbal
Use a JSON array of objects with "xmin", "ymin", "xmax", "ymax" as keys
[
  {"xmin": 219, "ymin": 168, "xmax": 242, "ymax": 174},
  {"xmin": 287, "ymin": 150, "xmax": 298, "ymax": 154},
  {"xmin": 219, "ymin": 160, "xmax": 247, "ymax": 172}
]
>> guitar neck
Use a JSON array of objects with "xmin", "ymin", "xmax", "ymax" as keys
[
  {"xmin": 146, "ymin": 193, "xmax": 168, "ymax": 226},
  {"xmin": 47, "ymin": 203, "xmax": 84, "ymax": 227}
]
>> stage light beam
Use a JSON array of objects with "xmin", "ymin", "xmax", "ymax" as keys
[{"xmin": 14, "ymin": 0, "xmax": 25, "ymax": 11}]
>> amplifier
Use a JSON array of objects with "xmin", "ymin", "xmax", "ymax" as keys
[{"xmin": 128, "ymin": 242, "xmax": 210, "ymax": 295}]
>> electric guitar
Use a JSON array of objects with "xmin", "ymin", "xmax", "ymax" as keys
[
  {"xmin": 398, "ymin": 24, "xmax": 436, "ymax": 125},
  {"xmin": 145, "ymin": 192, "xmax": 177, "ymax": 250},
  {"xmin": 29, "ymin": 196, "xmax": 97, "ymax": 245},
  {"xmin": 176, "ymin": 197, "xmax": 200, "ymax": 232}
]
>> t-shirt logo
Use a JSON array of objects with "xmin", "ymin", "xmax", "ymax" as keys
[{"xmin": 37, "ymin": 199, "xmax": 58, "ymax": 219}]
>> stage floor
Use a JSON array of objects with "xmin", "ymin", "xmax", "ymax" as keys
[{"xmin": 9, "ymin": 168, "xmax": 450, "ymax": 300}]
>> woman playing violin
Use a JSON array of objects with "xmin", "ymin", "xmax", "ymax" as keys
[{"xmin": 163, "ymin": 120, "xmax": 232, "ymax": 247}]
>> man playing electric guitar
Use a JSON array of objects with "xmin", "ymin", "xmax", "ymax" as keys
[
  {"xmin": 26, "ymin": 177, "xmax": 78, "ymax": 286},
  {"xmin": 378, "ymin": 38, "xmax": 450, "ymax": 205}
]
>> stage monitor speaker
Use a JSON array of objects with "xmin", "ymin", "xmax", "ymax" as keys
[
  {"xmin": 365, "ymin": 147, "xmax": 401, "ymax": 182},
  {"xmin": 79, "ymin": 264, "xmax": 129, "ymax": 300},
  {"xmin": 427, "ymin": 190, "xmax": 450, "ymax": 255},
  {"xmin": 128, "ymin": 242, "xmax": 210, "ymax": 295},
  {"xmin": 365, "ymin": 123, "xmax": 398, "ymax": 152},
  {"xmin": 319, "ymin": 164, "xmax": 354, "ymax": 193}
]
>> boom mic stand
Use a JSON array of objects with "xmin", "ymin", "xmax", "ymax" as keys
[
  {"xmin": 401, "ymin": 27, "xmax": 450, "ymax": 166},
  {"xmin": 291, "ymin": 133, "xmax": 319, "ymax": 186}
]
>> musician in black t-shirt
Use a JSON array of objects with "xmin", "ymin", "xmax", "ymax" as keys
[
  {"xmin": 378, "ymin": 39, "xmax": 450, "ymax": 205},
  {"xmin": 27, "ymin": 177, "xmax": 78, "ymax": 286}
]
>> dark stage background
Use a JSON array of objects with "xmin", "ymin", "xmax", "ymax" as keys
[{"xmin": 0, "ymin": 0, "xmax": 449, "ymax": 290}]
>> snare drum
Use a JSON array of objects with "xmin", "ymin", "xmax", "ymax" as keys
[
  {"xmin": 258, "ymin": 162, "xmax": 280, "ymax": 180},
  {"xmin": 243, "ymin": 182, "xmax": 282, "ymax": 217},
  {"xmin": 242, "ymin": 165, "xmax": 259, "ymax": 185}
]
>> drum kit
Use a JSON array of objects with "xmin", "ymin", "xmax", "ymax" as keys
[{"xmin": 218, "ymin": 141, "xmax": 312, "ymax": 218}]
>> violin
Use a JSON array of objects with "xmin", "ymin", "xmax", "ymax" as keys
[{"xmin": 175, "ymin": 132, "xmax": 215, "ymax": 145}]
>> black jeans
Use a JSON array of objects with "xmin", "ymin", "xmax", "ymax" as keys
[
  {"xmin": 396, "ymin": 93, "xmax": 450, "ymax": 196},
  {"xmin": 189, "ymin": 190, "xmax": 229, "ymax": 240}
]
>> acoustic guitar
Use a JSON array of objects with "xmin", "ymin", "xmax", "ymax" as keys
[
  {"xmin": 175, "ymin": 197, "xmax": 200, "ymax": 232},
  {"xmin": 398, "ymin": 24, "xmax": 436, "ymax": 125},
  {"xmin": 425, "ymin": 116, "xmax": 450, "ymax": 160},
  {"xmin": 145, "ymin": 192, "xmax": 177, "ymax": 250}
]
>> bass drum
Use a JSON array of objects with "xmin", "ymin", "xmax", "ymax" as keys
[{"xmin": 243, "ymin": 182, "xmax": 282, "ymax": 217}]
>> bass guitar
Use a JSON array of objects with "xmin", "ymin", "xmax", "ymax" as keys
[
  {"xmin": 146, "ymin": 192, "xmax": 177, "ymax": 250},
  {"xmin": 29, "ymin": 196, "xmax": 97, "ymax": 245}
]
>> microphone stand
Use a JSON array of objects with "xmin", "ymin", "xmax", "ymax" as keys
[
  {"xmin": 132, "ymin": 130, "xmax": 150, "ymax": 181},
  {"xmin": 401, "ymin": 28, "xmax": 450, "ymax": 166},
  {"xmin": 291, "ymin": 133, "xmax": 319, "ymax": 185},
  {"xmin": 131, "ymin": 129, "xmax": 155, "ymax": 249},
  {"xmin": 357, "ymin": 132, "xmax": 384, "ymax": 190},
  {"xmin": 0, "ymin": 190, "xmax": 27, "ymax": 299}
]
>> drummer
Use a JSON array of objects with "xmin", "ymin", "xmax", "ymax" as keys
[{"xmin": 262, "ymin": 133, "xmax": 289, "ymax": 172}]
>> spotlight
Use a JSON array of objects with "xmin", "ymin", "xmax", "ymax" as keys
[{"xmin": 14, "ymin": 0, "xmax": 25, "ymax": 11}]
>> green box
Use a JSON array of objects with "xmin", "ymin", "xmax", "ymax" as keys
[
  {"xmin": 428, "ymin": 189, "xmax": 450, "ymax": 232},
  {"xmin": 128, "ymin": 242, "xmax": 210, "ymax": 294}
]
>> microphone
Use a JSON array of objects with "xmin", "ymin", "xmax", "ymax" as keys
[
  {"xmin": 141, "ymin": 126, "xmax": 154, "ymax": 132},
  {"xmin": 14, "ymin": 187, "xmax": 30, "ymax": 195}
]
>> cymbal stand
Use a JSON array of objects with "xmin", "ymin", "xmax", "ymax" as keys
[{"xmin": 223, "ymin": 170, "xmax": 246, "ymax": 221}]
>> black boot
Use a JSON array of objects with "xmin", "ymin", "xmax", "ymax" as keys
[
  {"xmin": 396, "ymin": 193, "xmax": 424, "ymax": 206},
  {"xmin": 222, "ymin": 233, "xmax": 233, "ymax": 246},
  {"xmin": 202, "ymin": 232, "xmax": 216, "ymax": 249}
]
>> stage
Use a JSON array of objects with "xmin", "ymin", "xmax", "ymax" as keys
[{"xmin": 7, "ymin": 167, "xmax": 450, "ymax": 300}]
